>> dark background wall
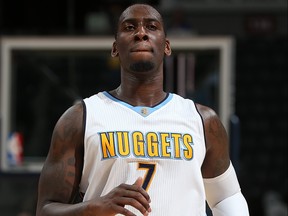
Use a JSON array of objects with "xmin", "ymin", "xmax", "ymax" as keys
[{"xmin": 0, "ymin": 0, "xmax": 287, "ymax": 215}]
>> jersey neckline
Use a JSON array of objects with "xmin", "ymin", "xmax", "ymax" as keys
[{"xmin": 102, "ymin": 91, "xmax": 173, "ymax": 117}]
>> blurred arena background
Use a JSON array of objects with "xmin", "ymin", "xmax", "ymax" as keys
[{"xmin": 0, "ymin": 0, "xmax": 287, "ymax": 215}]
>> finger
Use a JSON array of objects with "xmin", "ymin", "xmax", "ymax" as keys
[
  {"xmin": 133, "ymin": 177, "xmax": 151, "ymax": 203},
  {"xmin": 116, "ymin": 196, "xmax": 151, "ymax": 215},
  {"xmin": 121, "ymin": 186, "xmax": 151, "ymax": 213},
  {"xmin": 133, "ymin": 177, "xmax": 143, "ymax": 188},
  {"xmin": 117, "ymin": 178, "xmax": 152, "ymax": 213},
  {"xmin": 109, "ymin": 204, "xmax": 136, "ymax": 216}
]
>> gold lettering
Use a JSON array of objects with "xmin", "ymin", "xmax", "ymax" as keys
[
  {"xmin": 146, "ymin": 132, "xmax": 159, "ymax": 157},
  {"xmin": 99, "ymin": 132, "xmax": 116, "ymax": 158},
  {"xmin": 171, "ymin": 133, "xmax": 182, "ymax": 158},
  {"xmin": 133, "ymin": 132, "xmax": 145, "ymax": 156},
  {"xmin": 116, "ymin": 131, "xmax": 130, "ymax": 156},
  {"xmin": 160, "ymin": 133, "xmax": 171, "ymax": 157},
  {"xmin": 183, "ymin": 134, "xmax": 193, "ymax": 160}
]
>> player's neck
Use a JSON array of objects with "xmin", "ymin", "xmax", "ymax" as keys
[{"xmin": 110, "ymin": 85, "xmax": 166, "ymax": 107}]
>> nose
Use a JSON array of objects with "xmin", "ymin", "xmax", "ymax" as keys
[{"xmin": 134, "ymin": 26, "xmax": 148, "ymax": 41}]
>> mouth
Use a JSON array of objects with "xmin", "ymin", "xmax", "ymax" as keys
[
  {"xmin": 131, "ymin": 49, "xmax": 151, "ymax": 52},
  {"xmin": 130, "ymin": 44, "xmax": 153, "ymax": 53}
]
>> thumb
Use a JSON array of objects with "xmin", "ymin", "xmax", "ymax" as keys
[{"xmin": 134, "ymin": 177, "xmax": 143, "ymax": 187}]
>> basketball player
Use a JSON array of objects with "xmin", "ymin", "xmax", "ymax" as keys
[{"xmin": 36, "ymin": 3, "xmax": 249, "ymax": 216}]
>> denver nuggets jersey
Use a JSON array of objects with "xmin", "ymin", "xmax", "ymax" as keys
[{"xmin": 80, "ymin": 91, "xmax": 207, "ymax": 216}]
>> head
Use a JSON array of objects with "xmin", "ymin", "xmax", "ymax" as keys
[{"xmin": 111, "ymin": 4, "xmax": 171, "ymax": 73}]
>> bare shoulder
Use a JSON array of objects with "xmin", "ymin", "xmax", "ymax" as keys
[
  {"xmin": 195, "ymin": 103, "xmax": 226, "ymax": 143},
  {"xmin": 195, "ymin": 103, "xmax": 217, "ymax": 120},
  {"xmin": 48, "ymin": 101, "xmax": 84, "ymax": 156},
  {"xmin": 56, "ymin": 101, "xmax": 84, "ymax": 133},
  {"xmin": 44, "ymin": 99, "xmax": 85, "ymax": 169},
  {"xmin": 195, "ymin": 103, "xmax": 230, "ymax": 178},
  {"xmin": 195, "ymin": 103, "xmax": 225, "ymax": 136}
]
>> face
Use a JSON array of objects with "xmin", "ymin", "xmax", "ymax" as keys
[{"xmin": 111, "ymin": 4, "xmax": 171, "ymax": 73}]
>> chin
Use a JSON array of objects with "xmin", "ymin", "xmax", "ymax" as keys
[{"xmin": 129, "ymin": 61, "xmax": 155, "ymax": 72}]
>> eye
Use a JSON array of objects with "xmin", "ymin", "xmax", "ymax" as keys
[
  {"xmin": 124, "ymin": 24, "xmax": 135, "ymax": 31},
  {"xmin": 147, "ymin": 24, "xmax": 157, "ymax": 31}
]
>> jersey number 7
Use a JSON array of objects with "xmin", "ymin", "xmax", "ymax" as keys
[{"xmin": 137, "ymin": 162, "xmax": 157, "ymax": 191}]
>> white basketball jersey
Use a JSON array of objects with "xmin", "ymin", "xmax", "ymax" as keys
[{"xmin": 80, "ymin": 91, "xmax": 207, "ymax": 216}]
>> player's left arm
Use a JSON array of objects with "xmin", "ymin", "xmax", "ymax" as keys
[{"xmin": 196, "ymin": 104, "xmax": 249, "ymax": 216}]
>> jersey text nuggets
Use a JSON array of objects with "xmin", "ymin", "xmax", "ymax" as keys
[{"xmin": 98, "ymin": 131, "xmax": 194, "ymax": 160}]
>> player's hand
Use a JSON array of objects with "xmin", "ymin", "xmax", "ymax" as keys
[{"xmin": 89, "ymin": 177, "xmax": 151, "ymax": 216}]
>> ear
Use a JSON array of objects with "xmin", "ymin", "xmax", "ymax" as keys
[
  {"xmin": 164, "ymin": 39, "xmax": 172, "ymax": 56},
  {"xmin": 111, "ymin": 41, "xmax": 119, "ymax": 57}
]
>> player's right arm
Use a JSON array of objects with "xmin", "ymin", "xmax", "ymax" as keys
[{"xmin": 36, "ymin": 102, "xmax": 151, "ymax": 216}]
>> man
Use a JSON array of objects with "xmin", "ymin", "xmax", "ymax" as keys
[{"xmin": 36, "ymin": 3, "xmax": 249, "ymax": 216}]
